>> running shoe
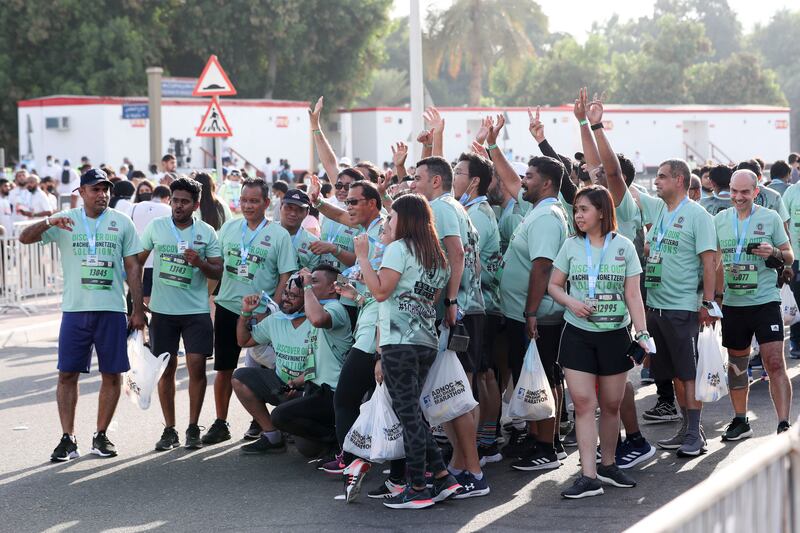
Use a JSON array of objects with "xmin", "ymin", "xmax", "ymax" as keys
[
  {"xmin": 643, "ymin": 400, "xmax": 681, "ymax": 423},
  {"xmin": 616, "ymin": 438, "xmax": 656, "ymax": 469},
  {"xmin": 597, "ymin": 463, "xmax": 636, "ymax": 488},
  {"xmin": 453, "ymin": 471, "xmax": 490, "ymax": 499},
  {"xmin": 640, "ymin": 367, "xmax": 654, "ymax": 385},
  {"xmin": 721, "ymin": 417, "xmax": 753, "ymax": 441},
  {"xmin": 155, "ymin": 426, "xmax": 180, "ymax": 451},
  {"xmin": 554, "ymin": 438, "xmax": 568, "ymax": 461},
  {"xmin": 344, "ymin": 458, "xmax": 371, "ymax": 503},
  {"xmin": 562, "ymin": 425, "xmax": 578, "ymax": 447},
  {"xmin": 657, "ymin": 417, "xmax": 688, "ymax": 450},
  {"xmin": 243, "ymin": 419, "xmax": 261, "ymax": 440},
  {"xmin": 51, "ymin": 434, "xmax": 80, "ymax": 462},
  {"xmin": 503, "ymin": 433, "xmax": 536, "ymax": 459},
  {"xmin": 778, "ymin": 421, "xmax": 791, "ymax": 434},
  {"xmin": 501, "ymin": 426, "xmax": 529, "ymax": 455},
  {"xmin": 676, "ymin": 432, "xmax": 706, "ymax": 457},
  {"xmin": 383, "ymin": 485, "xmax": 435, "ymax": 509},
  {"xmin": 510, "ymin": 448, "xmax": 560, "ymax": 471},
  {"xmin": 201, "ymin": 419, "xmax": 231, "ymax": 445},
  {"xmin": 750, "ymin": 353, "xmax": 763, "ymax": 370},
  {"xmin": 240, "ymin": 434, "xmax": 287, "ymax": 454},
  {"xmin": 91, "ymin": 431, "xmax": 118, "ymax": 457},
  {"xmin": 368, "ymin": 478, "xmax": 405, "ymax": 499},
  {"xmin": 431, "ymin": 473, "xmax": 462, "ymax": 502},
  {"xmin": 478, "ymin": 444, "xmax": 503, "ymax": 466},
  {"xmin": 561, "ymin": 475, "xmax": 604, "ymax": 499},
  {"xmin": 322, "ymin": 451, "xmax": 346, "ymax": 474},
  {"xmin": 185, "ymin": 424, "xmax": 203, "ymax": 450}
]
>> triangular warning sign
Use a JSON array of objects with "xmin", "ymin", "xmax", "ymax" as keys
[
  {"xmin": 192, "ymin": 55, "xmax": 237, "ymax": 97},
  {"xmin": 196, "ymin": 98, "xmax": 233, "ymax": 138}
]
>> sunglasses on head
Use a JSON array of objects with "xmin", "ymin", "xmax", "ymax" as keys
[{"xmin": 334, "ymin": 182, "xmax": 350, "ymax": 191}]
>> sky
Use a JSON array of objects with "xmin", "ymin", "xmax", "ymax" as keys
[{"xmin": 392, "ymin": 0, "xmax": 796, "ymax": 41}]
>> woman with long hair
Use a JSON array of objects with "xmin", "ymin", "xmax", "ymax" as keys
[
  {"xmin": 354, "ymin": 193, "xmax": 461, "ymax": 509},
  {"xmin": 548, "ymin": 185, "xmax": 650, "ymax": 499},
  {"xmin": 133, "ymin": 179, "xmax": 155, "ymax": 203},
  {"xmin": 193, "ymin": 172, "xmax": 231, "ymax": 230}
]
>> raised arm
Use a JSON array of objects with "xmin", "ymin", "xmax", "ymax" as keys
[
  {"xmin": 308, "ymin": 174, "xmax": 353, "ymax": 227},
  {"xmin": 424, "ymin": 107, "xmax": 445, "ymax": 157},
  {"xmin": 587, "ymin": 95, "xmax": 626, "ymax": 206},
  {"xmin": 530, "ymin": 106, "xmax": 577, "ymax": 204},
  {"xmin": 308, "ymin": 97, "xmax": 340, "ymax": 181},
  {"xmin": 575, "ymin": 88, "xmax": 601, "ymax": 171},
  {"xmin": 18, "ymin": 216, "xmax": 73, "ymax": 244},
  {"xmin": 391, "ymin": 142, "xmax": 408, "ymax": 180},
  {"xmin": 417, "ymin": 129, "xmax": 434, "ymax": 159},
  {"xmin": 486, "ymin": 115, "xmax": 521, "ymax": 199}
]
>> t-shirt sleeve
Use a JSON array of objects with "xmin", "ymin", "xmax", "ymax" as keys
[
  {"xmin": 206, "ymin": 228, "xmax": 222, "ymax": 258},
  {"xmin": 324, "ymin": 301, "xmax": 350, "ymax": 331},
  {"xmin": 713, "ymin": 212, "xmax": 724, "ymax": 248},
  {"xmin": 527, "ymin": 214, "xmax": 564, "ymax": 262},
  {"xmin": 140, "ymin": 220, "xmax": 155, "ymax": 251},
  {"xmin": 552, "ymin": 238, "xmax": 571, "ymax": 274},
  {"xmin": 121, "ymin": 216, "xmax": 144, "ymax": 257},
  {"xmin": 693, "ymin": 208, "xmax": 716, "ymax": 254},
  {"xmin": 433, "ymin": 203, "xmax": 460, "ymax": 239},
  {"xmin": 251, "ymin": 317, "xmax": 273, "ymax": 345},
  {"xmin": 275, "ymin": 231, "xmax": 299, "ymax": 274},
  {"xmin": 637, "ymin": 193, "xmax": 662, "ymax": 226},
  {"xmin": 616, "ymin": 189, "xmax": 639, "ymax": 222},
  {"xmin": 776, "ymin": 194, "xmax": 790, "ymax": 222},
  {"xmin": 379, "ymin": 241, "xmax": 406, "ymax": 274},
  {"xmin": 771, "ymin": 210, "xmax": 790, "ymax": 247},
  {"xmin": 40, "ymin": 225, "xmax": 60, "ymax": 245},
  {"xmin": 623, "ymin": 238, "xmax": 643, "ymax": 277}
]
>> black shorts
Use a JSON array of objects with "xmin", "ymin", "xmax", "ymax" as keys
[
  {"xmin": 647, "ymin": 308, "xmax": 698, "ymax": 382},
  {"xmin": 344, "ymin": 303, "xmax": 358, "ymax": 334},
  {"xmin": 506, "ymin": 318, "xmax": 563, "ymax": 388},
  {"xmin": 142, "ymin": 268, "xmax": 154, "ymax": 298},
  {"xmin": 558, "ymin": 323, "xmax": 634, "ymax": 376},
  {"xmin": 232, "ymin": 367, "xmax": 287, "ymax": 406},
  {"xmin": 721, "ymin": 302, "xmax": 783, "ymax": 350},
  {"xmin": 213, "ymin": 305, "xmax": 242, "ymax": 371},
  {"xmin": 480, "ymin": 314, "xmax": 504, "ymax": 372},
  {"xmin": 455, "ymin": 313, "xmax": 485, "ymax": 374},
  {"xmin": 150, "ymin": 312, "xmax": 213, "ymax": 357}
]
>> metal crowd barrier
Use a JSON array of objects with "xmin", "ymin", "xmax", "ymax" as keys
[
  {"xmin": 626, "ymin": 422, "xmax": 800, "ymax": 533},
  {"xmin": 0, "ymin": 220, "xmax": 63, "ymax": 315}
]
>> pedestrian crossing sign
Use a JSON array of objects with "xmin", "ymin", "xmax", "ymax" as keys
[{"xmin": 196, "ymin": 97, "xmax": 232, "ymax": 138}]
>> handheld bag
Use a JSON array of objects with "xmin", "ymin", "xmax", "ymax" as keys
[
  {"xmin": 122, "ymin": 330, "xmax": 171, "ymax": 410},
  {"xmin": 695, "ymin": 324, "xmax": 729, "ymax": 403},
  {"xmin": 508, "ymin": 340, "xmax": 556, "ymax": 421},
  {"xmin": 781, "ymin": 284, "xmax": 800, "ymax": 326},
  {"xmin": 343, "ymin": 391, "xmax": 376, "ymax": 460},
  {"xmin": 369, "ymin": 384, "xmax": 405, "ymax": 463},
  {"xmin": 420, "ymin": 349, "xmax": 479, "ymax": 426}
]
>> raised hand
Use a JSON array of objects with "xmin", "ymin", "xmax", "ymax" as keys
[
  {"xmin": 391, "ymin": 142, "xmax": 408, "ymax": 168},
  {"xmin": 308, "ymin": 174, "xmax": 321, "ymax": 204},
  {"xmin": 475, "ymin": 116, "xmax": 492, "ymax": 144},
  {"xmin": 308, "ymin": 96, "xmax": 323, "ymax": 130},
  {"xmin": 47, "ymin": 216, "xmax": 75, "ymax": 231},
  {"xmin": 417, "ymin": 129, "xmax": 433, "ymax": 145},
  {"xmin": 528, "ymin": 106, "xmax": 545, "ymax": 143},
  {"xmin": 378, "ymin": 169, "xmax": 393, "ymax": 196},
  {"xmin": 241, "ymin": 294, "xmax": 261, "ymax": 313},
  {"xmin": 423, "ymin": 107, "xmax": 444, "ymax": 133},
  {"xmin": 587, "ymin": 91, "xmax": 605, "ymax": 125},
  {"xmin": 471, "ymin": 140, "xmax": 489, "ymax": 159},
  {"xmin": 574, "ymin": 87, "xmax": 588, "ymax": 122},
  {"xmin": 486, "ymin": 114, "xmax": 505, "ymax": 145}
]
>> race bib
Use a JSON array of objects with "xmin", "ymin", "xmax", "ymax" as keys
[
  {"xmin": 177, "ymin": 240, "xmax": 188, "ymax": 253},
  {"xmin": 225, "ymin": 249, "xmax": 257, "ymax": 281},
  {"xmin": 644, "ymin": 255, "xmax": 663, "ymax": 288},
  {"xmin": 158, "ymin": 253, "xmax": 193, "ymax": 289},
  {"xmin": 586, "ymin": 293, "xmax": 626, "ymax": 329},
  {"xmin": 81, "ymin": 259, "xmax": 113, "ymax": 290},
  {"xmin": 725, "ymin": 263, "xmax": 758, "ymax": 295}
]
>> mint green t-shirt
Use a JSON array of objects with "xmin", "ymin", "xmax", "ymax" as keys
[
  {"xmin": 430, "ymin": 193, "xmax": 484, "ymax": 315},
  {"xmin": 378, "ymin": 240, "xmax": 449, "ymax": 349},
  {"xmin": 468, "ymin": 200, "xmax": 502, "ymax": 315},
  {"xmin": 319, "ymin": 217, "xmax": 357, "ymax": 271},
  {"xmin": 558, "ymin": 192, "xmax": 576, "ymax": 236},
  {"xmin": 141, "ymin": 216, "xmax": 221, "ymax": 315},
  {"xmin": 639, "ymin": 195, "xmax": 716, "ymax": 311},
  {"xmin": 782, "ymin": 183, "xmax": 800, "ymax": 259},
  {"xmin": 714, "ymin": 205, "xmax": 788, "ymax": 306},
  {"xmin": 348, "ymin": 216, "xmax": 387, "ymax": 354},
  {"xmin": 699, "ymin": 192, "xmax": 732, "ymax": 216},
  {"xmin": 515, "ymin": 189, "xmax": 532, "ymax": 218},
  {"xmin": 553, "ymin": 233, "xmax": 641, "ymax": 332},
  {"xmin": 499, "ymin": 198, "xmax": 568, "ymax": 324},
  {"xmin": 755, "ymin": 186, "xmax": 789, "ymax": 222},
  {"xmin": 616, "ymin": 189, "xmax": 642, "ymax": 243},
  {"xmin": 41, "ymin": 207, "xmax": 142, "ymax": 313},
  {"xmin": 215, "ymin": 218, "xmax": 298, "ymax": 314},
  {"xmin": 498, "ymin": 200, "xmax": 523, "ymax": 253},
  {"xmin": 306, "ymin": 300, "xmax": 352, "ymax": 390},
  {"xmin": 285, "ymin": 227, "xmax": 321, "ymax": 271},
  {"xmin": 251, "ymin": 314, "xmax": 313, "ymax": 383}
]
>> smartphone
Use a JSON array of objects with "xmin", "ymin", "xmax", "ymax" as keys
[
  {"xmin": 626, "ymin": 341, "xmax": 646, "ymax": 365},
  {"xmin": 746, "ymin": 242, "xmax": 760, "ymax": 254},
  {"xmin": 336, "ymin": 274, "xmax": 349, "ymax": 286}
]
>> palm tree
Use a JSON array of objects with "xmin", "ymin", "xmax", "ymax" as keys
[{"xmin": 425, "ymin": 0, "xmax": 538, "ymax": 105}]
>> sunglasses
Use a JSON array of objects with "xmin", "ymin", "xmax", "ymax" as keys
[
  {"xmin": 334, "ymin": 182, "xmax": 350, "ymax": 191},
  {"xmin": 344, "ymin": 198, "xmax": 366, "ymax": 206}
]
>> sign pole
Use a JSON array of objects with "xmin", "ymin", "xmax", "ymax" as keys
[
  {"xmin": 146, "ymin": 67, "xmax": 163, "ymax": 168},
  {"xmin": 409, "ymin": 0, "xmax": 424, "ymax": 162},
  {"xmin": 215, "ymin": 138, "xmax": 223, "ymax": 185}
]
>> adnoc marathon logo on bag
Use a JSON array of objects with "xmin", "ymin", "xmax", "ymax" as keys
[
  {"xmin": 517, "ymin": 387, "xmax": 548, "ymax": 405},
  {"xmin": 424, "ymin": 380, "xmax": 467, "ymax": 406},
  {"xmin": 383, "ymin": 422, "xmax": 403, "ymax": 442},
  {"xmin": 348, "ymin": 429, "xmax": 371, "ymax": 450}
]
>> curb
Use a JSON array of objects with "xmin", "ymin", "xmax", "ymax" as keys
[{"xmin": 0, "ymin": 318, "xmax": 61, "ymax": 348}]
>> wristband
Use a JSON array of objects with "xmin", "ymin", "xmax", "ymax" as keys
[
  {"xmin": 578, "ymin": 119, "xmax": 588, "ymax": 126},
  {"xmin": 382, "ymin": 194, "xmax": 392, "ymax": 202},
  {"xmin": 355, "ymin": 293, "xmax": 366, "ymax": 306},
  {"xmin": 314, "ymin": 197, "xmax": 324, "ymax": 209},
  {"xmin": 312, "ymin": 129, "xmax": 322, "ymax": 134},
  {"xmin": 523, "ymin": 310, "xmax": 536, "ymax": 318},
  {"xmin": 487, "ymin": 143, "xmax": 498, "ymax": 151},
  {"xmin": 634, "ymin": 330, "xmax": 650, "ymax": 341},
  {"xmin": 334, "ymin": 245, "xmax": 341, "ymax": 255},
  {"xmin": 45, "ymin": 217, "xmax": 52, "ymax": 227},
  {"xmin": 591, "ymin": 123, "xmax": 604, "ymax": 131},
  {"xmin": 425, "ymin": 144, "xmax": 433, "ymax": 148},
  {"xmin": 240, "ymin": 311, "xmax": 252, "ymax": 317},
  {"xmin": 304, "ymin": 284, "xmax": 313, "ymax": 291}
]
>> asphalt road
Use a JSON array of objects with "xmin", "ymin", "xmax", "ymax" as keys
[{"xmin": 2, "ymin": 338, "xmax": 799, "ymax": 533}]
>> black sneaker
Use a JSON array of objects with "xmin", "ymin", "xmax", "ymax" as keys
[
  {"xmin": 431, "ymin": 473, "xmax": 463, "ymax": 502},
  {"xmin": 778, "ymin": 421, "xmax": 791, "ymax": 434},
  {"xmin": 240, "ymin": 434, "xmax": 287, "ymax": 454},
  {"xmin": 642, "ymin": 400, "xmax": 681, "ymax": 423},
  {"xmin": 554, "ymin": 438, "xmax": 568, "ymax": 461},
  {"xmin": 383, "ymin": 485, "xmax": 435, "ymax": 509},
  {"xmin": 368, "ymin": 478, "xmax": 405, "ymax": 499},
  {"xmin": 452, "ymin": 471, "xmax": 490, "ymax": 499},
  {"xmin": 510, "ymin": 447, "xmax": 560, "ymax": 471},
  {"xmin": 503, "ymin": 433, "xmax": 536, "ymax": 459},
  {"xmin": 721, "ymin": 417, "xmax": 753, "ymax": 441},
  {"xmin": 562, "ymin": 425, "xmax": 578, "ymax": 447},
  {"xmin": 154, "ymin": 426, "xmax": 179, "ymax": 451},
  {"xmin": 597, "ymin": 463, "xmax": 636, "ymax": 488},
  {"xmin": 51, "ymin": 433, "xmax": 80, "ymax": 462},
  {"xmin": 243, "ymin": 419, "xmax": 261, "ymax": 441},
  {"xmin": 561, "ymin": 475, "xmax": 604, "ymax": 499},
  {"xmin": 201, "ymin": 419, "xmax": 231, "ymax": 445},
  {"xmin": 185, "ymin": 424, "xmax": 203, "ymax": 449},
  {"xmin": 91, "ymin": 431, "xmax": 118, "ymax": 457}
]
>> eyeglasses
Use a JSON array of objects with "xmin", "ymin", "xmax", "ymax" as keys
[
  {"xmin": 334, "ymin": 182, "xmax": 350, "ymax": 191},
  {"xmin": 344, "ymin": 198, "xmax": 366, "ymax": 206}
]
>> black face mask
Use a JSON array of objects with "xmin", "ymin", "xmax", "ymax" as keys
[{"xmin": 137, "ymin": 192, "xmax": 152, "ymax": 202}]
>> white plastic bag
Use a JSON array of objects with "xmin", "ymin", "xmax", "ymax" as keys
[
  {"xmin": 781, "ymin": 284, "xmax": 800, "ymax": 326},
  {"xmin": 508, "ymin": 340, "xmax": 556, "ymax": 421},
  {"xmin": 369, "ymin": 384, "xmax": 405, "ymax": 463},
  {"xmin": 343, "ymin": 392, "xmax": 376, "ymax": 460},
  {"xmin": 695, "ymin": 325, "xmax": 729, "ymax": 403},
  {"xmin": 122, "ymin": 330, "xmax": 170, "ymax": 410},
  {"xmin": 246, "ymin": 344, "xmax": 276, "ymax": 369},
  {"xmin": 420, "ymin": 349, "xmax": 479, "ymax": 426}
]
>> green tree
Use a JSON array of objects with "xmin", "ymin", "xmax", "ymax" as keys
[{"xmin": 687, "ymin": 53, "xmax": 786, "ymax": 105}]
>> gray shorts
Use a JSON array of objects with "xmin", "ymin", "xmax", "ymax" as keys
[
  {"xmin": 646, "ymin": 308, "xmax": 699, "ymax": 382},
  {"xmin": 232, "ymin": 367, "xmax": 288, "ymax": 406}
]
